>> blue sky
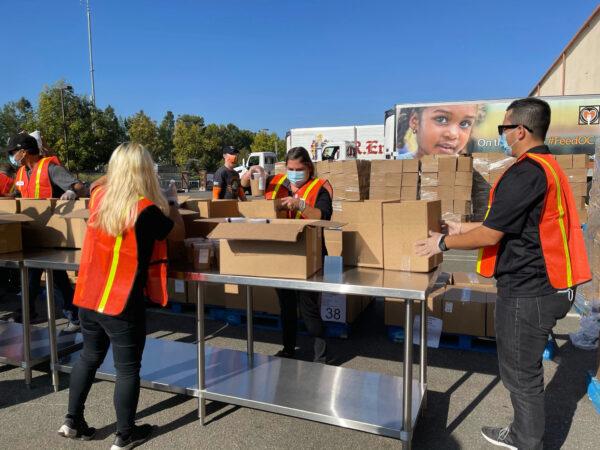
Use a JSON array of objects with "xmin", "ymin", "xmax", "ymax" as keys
[{"xmin": 1, "ymin": 0, "xmax": 598, "ymax": 135}]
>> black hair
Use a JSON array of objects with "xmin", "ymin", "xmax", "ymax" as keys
[
  {"xmin": 396, "ymin": 107, "xmax": 423, "ymax": 149},
  {"xmin": 285, "ymin": 146, "xmax": 314, "ymax": 178},
  {"xmin": 506, "ymin": 97, "xmax": 551, "ymax": 140}
]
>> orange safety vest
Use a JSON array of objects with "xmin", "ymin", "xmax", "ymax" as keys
[
  {"xmin": 73, "ymin": 187, "xmax": 169, "ymax": 316},
  {"xmin": 476, "ymin": 152, "xmax": 591, "ymax": 289},
  {"xmin": 265, "ymin": 174, "xmax": 332, "ymax": 219},
  {"xmin": 0, "ymin": 173, "xmax": 14, "ymax": 195},
  {"xmin": 14, "ymin": 156, "xmax": 61, "ymax": 199}
]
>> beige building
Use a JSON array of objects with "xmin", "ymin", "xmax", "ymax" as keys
[{"xmin": 530, "ymin": 5, "xmax": 600, "ymax": 96}]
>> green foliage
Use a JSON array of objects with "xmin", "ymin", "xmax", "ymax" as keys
[
  {"xmin": 126, "ymin": 110, "xmax": 161, "ymax": 160},
  {"xmin": 251, "ymin": 130, "xmax": 286, "ymax": 159},
  {"xmin": 158, "ymin": 111, "xmax": 175, "ymax": 163},
  {"xmin": 0, "ymin": 97, "xmax": 36, "ymax": 145}
]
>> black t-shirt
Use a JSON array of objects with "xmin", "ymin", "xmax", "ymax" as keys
[
  {"xmin": 265, "ymin": 176, "xmax": 333, "ymax": 220},
  {"xmin": 214, "ymin": 166, "xmax": 242, "ymax": 199},
  {"xmin": 119, "ymin": 205, "xmax": 174, "ymax": 320},
  {"xmin": 482, "ymin": 145, "xmax": 556, "ymax": 298}
]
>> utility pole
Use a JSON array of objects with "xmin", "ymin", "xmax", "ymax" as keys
[
  {"xmin": 57, "ymin": 83, "xmax": 73, "ymax": 167},
  {"xmin": 86, "ymin": 0, "xmax": 96, "ymax": 106}
]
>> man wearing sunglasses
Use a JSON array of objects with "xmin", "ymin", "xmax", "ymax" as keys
[{"xmin": 415, "ymin": 97, "xmax": 590, "ymax": 450}]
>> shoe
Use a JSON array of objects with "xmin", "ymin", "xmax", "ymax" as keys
[
  {"xmin": 9, "ymin": 310, "xmax": 40, "ymax": 324},
  {"xmin": 274, "ymin": 349, "xmax": 295, "ymax": 359},
  {"xmin": 62, "ymin": 321, "xmax": 80, "ymax": 333},
  {"xmin": 57, "ymin": 417, "xmax": 96, "ymax": 440},
  {"xmin": 481, "ymin": 426, "xmax": 517, "ymax": 449},
  {"xmin": 111, "ymin": 424, "xmax": 154, "ymax": 450}
]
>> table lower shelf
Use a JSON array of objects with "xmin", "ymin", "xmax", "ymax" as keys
[
  {"xmin": 0, "ymin": 321, "xmax": 83, "ymax": 367},
  {"xmin": 58, "ymin": 339, "xmax": 424, "ymax": 439}
]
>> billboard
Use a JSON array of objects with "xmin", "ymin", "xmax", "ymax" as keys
[{"xmin": 395, "ymin": 95, "xmax": 600, "ymax": 159}]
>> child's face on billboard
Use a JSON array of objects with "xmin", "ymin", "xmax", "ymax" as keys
[{"xmin": 411, "ymin": 105, "xmax": 478, "ymax": 156}]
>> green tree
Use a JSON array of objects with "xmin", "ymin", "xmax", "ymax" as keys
[
  {"xmin": 0, "ymin": 97, "xmax": 36, "ymax": 145},
  {"xmin": 172, "ymin": 115, "xmax": 205, "ymax": 169},
  {"xmin": 158, "ymin": 111, "xmax": 175, "ymax": 163},
  {"xmin": 251, "ymin": 130, "xmax": 285, "ymax": 159},
  {"xmin": 127, "ymin": 110, "xmax": 160, "ymax": 160}
]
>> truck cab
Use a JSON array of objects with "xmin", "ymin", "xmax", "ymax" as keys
[
  {"xmin": 319, "ymin": 141, "xmax": 358, "ymax": 161},
  {"xmin": 235, "ymin": 151, "xmax": 277, "ymax": 176}
]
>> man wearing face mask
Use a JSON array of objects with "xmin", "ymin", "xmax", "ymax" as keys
[
  {"xmin": 3, "ymin": 133, "xmax": 89, "ymax": 330},
  {"xmin": 415, "ymin": 98, "xmax": 590, "ymax": 450},
  {"xmin": 212, "ymin": 146, "xmax": 246, "ymax": 201},
  {"xmin": 256, "ymin": 146, "xmax": 333, "ymax": 362}
]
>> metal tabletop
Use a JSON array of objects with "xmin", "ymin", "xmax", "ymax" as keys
[
  {"xmin": 0, "ymin": 249, "xmax": 66, "ymax": 269},
  {"xmin": 23, "ymin": 249, "xmax": 81, "ymax": 271},
  {"xmin": 170, "ymin": 266, "xmax": 440, "ymax": 300}
]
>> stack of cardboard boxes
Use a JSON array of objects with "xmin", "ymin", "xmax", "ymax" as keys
[
  {"xmin": 419, "ymin": 155, "xmax": 473, "ymax": 222},
  {"xmin": 554, "ymin": 154, "xmax": 589, "ymax": 223},
  {"xmin": 369, "ymin": 160, "xmax": 419, "ymax": 201},
  {"xmin": 315, "ymin": 160, "xmax": 371, "ymax": 201},
  {"xmin": 471, "ymin": 153, "xmax": 516, "ymax": 221}
]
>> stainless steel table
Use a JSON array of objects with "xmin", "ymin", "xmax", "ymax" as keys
[
  {"xmin": 171, "ymin": 267, "xmax": 439, "ymax": 449},
  {"xmin": 0, "ymin": 250, "xmax": 83, "ymax": 385}
]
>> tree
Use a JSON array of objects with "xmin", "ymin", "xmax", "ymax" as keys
[
  {"xmin": 127, "ymin": 110, "xmax": 160, "ymax": 160},
  {"xmin": 172, "ymin": 115, "xmax": 205, "ymax": 169},
  {"xmin": 158, "ymin": 111, "xmax": 175, "ymax": 163},
  {"xmin": 251, "ymin": 130, "xmax": 286, "ymax": 159},
  {"xmin": 0, "ymin": 97, "xmax": 36, "ymax": 145}
]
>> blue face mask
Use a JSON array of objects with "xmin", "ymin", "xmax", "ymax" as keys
[
  {"xmin": 498, "ymin": 129, "xmax": 517, "ymax": 156},
  {"xmin": 287, "ymin": 170, "xmax": 306, "ymax": 186},
  {"xmin": 8, "ymin": 154, "xmax": 20, "ymax": 168}
]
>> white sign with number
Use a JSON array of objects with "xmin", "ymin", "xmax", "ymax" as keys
[{"xmin": 320, "ymin": 293, "xmax": 346, "ymax": 323}]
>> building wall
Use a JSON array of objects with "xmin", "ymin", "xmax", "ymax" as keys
[{"xmin": 534, "ymin": 11, "xmax": 600, "ymax": 96}]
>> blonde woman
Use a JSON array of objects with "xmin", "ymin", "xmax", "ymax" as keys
[{"xmin": 57, "ymin": 143, "xmax": 184, "ymax": 449}]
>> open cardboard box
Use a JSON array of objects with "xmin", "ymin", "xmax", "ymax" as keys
[
  {"xmin": 206, "ymin": 218, "xmax": 344, "ymax": 279},
  {"xmin": 0, "ymin": 213, "xmax": 34, "ymax": 254}
]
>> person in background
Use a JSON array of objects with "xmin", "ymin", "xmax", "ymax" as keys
[
  {"xmin": 0, "ymin": 162, "xmax": 14, "ymax": 196},
  {"xmin": 57, "ymin": 142, "xmax": 184, "ymax": 449},
  {"xmin": 242, "ymin": 146, "xmax": 333, "ymax": 363},
  {"xmin": 30, "ymin": 130, "xmax": 58, "ymax": 159},
  {"xmin": 212, "ymin": 146, "xmax": 246, "ymax": 200},
  {"xmin": 415, "ymin": 98, "xmax": 590, "ymax": 450},
  {"xmin": 4, "ymin": 133, "xmax": 88, "ymax": 330}
]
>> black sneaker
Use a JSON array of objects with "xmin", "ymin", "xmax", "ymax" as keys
[
  {"xmin": 9, "ymin": 309, "xmax": 41, "ymax": 324},
  {"xmin": 57, "ymin": 417, "xmax": 96, "ymax": 440},
  {"xmin": 111, "ymin": 424, "xmax": 154, "ymax": 450},
  {"xmin": 481, "ymin": 426, "xmax": 517, "ymax": 449},
  {"xmin": 274, "ymin": 349, "xmax": 295, "ymax": 359}
]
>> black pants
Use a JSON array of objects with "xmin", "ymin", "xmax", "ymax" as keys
[
  {"xmin": 277, "ymin": 289, "xmax": 327, "ymax": 362},
  {"xmin": 67, "ymin": 307, "xmax": 146, "ymax": 436},
  {"xmin": 29, "ymin": 268, "xmax": 78, "ymax": 323},
  {"xmin": 496, "ymin": 291, "xmax": 572, "ymax": 450}
]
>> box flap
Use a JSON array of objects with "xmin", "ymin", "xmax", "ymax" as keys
[
  {"xmin": 208, "ymin": 221, "xmax": 309, "ymax": 242},
  {"xmin": 59, "ymin": 209, "xmax": 91, "ymax": 219},
  {"xmin": 179, "ymin": 208, "xmax": 199, "ymax": 217},
  {"xmin": 0, "ymin": 213, "xmax": 34, "ymax": 223}
]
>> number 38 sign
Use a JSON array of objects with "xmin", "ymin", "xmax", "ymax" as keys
[{"xmin": 320, "ymin": 293, "xmax": 347, "ymax": 323}]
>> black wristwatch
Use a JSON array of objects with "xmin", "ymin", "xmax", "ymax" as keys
[
  {"xmin": 438, "ymin": 235, "xmax": 449, "ymax": 252},
  {"xmin": 168, "ymin": 200, "xmax": 177, "ymax": 207}
]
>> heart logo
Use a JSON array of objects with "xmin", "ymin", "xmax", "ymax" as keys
[{"xmin": 579, "ymin": 106, "xmax": 600, "ymax": 125}]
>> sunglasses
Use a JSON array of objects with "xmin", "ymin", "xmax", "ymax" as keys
[{"xmin": 497, "ymin": 124, "xmax": 533, "ymax": 135}]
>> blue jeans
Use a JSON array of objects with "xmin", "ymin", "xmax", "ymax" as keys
[
  {"xmin": 495, "ymin": 292, "xmax": 572, "ymax": 450},
  {"xmin": 28, "ymin": 268, "xmax": 79, "ymax": 324}
]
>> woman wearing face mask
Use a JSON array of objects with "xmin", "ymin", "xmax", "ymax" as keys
[{"xmin": 245, "ymin": 147, "xmax": 333, "ymax": 362}]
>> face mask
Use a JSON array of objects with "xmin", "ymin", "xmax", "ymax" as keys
[
  {"xmin": 498, "ymin": 129, "xmax": 517, "ymax": 156},
  {"xmin": 287, "ymin": 170, "xmax": 306, "ymax": 186},
  {"xmin": 224, "ymin": 154, "xmax": 237, "ymax": 165},
  {"xmin": 8, "ymin": 153, "xmax": 21, "ymax": 168}
]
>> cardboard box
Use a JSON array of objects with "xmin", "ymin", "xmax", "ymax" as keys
[
  {"xmin": 572, "ymin": 154, "xmax": 588, "ymax": 169},
  {"xmin": 437, "ymin": 186, "xmax": 454, "ymax": 200},
  {"xmin": 385, "ymin": 174, "xmax": 403, "ymax": 188},
  {"xmin": 370, "ymin": 173, "xmax": 387, "ymax": 186},
  {"xmin": 564, "ymin": 169, "xmax": 588, "ymax": 183},
  {"xmin": 457, "ymin": 156, "xmax": 473, "ymax": 172},
  {"xmin": 451, "ymin": 272, "xmax": 496, "ymax": 288},
  {"xmin": 383, "ymin": 200, "xmax": 442, "ymax": 272},
  {"xmin": 167, "ymin": 278, "xmax": 188, "ymax": 303},
  {"xmin": 332, "ymin": 200, "xmax": 389, "ymax": 268},
  {"xmin": 238, "ymin": 200, "xmax": 286, "ymax": 219},
  {"xmin": 570, "ymin": 182, "xmax": 587, "ymax": 197},
  {"xmin": 369, "ymin": 187, "xmax": 386, "ymax": 200},
  {"xmin": 454, "ymin": 186, "xmax": 472, "ymax": 201},
  {"xmin": 384, "ymin": 287, "xmax": 445, "ymax": 326},
  {"xmin": 402, "ymin": 159, "xmax": 419, "ymax": 173},
  {"xmin": 453, "ymin": 200, "xmax": 472, "ymax": 215},
  {"xmin": 208, "ymin": 218, "xmax": 333, "ymax": 279},
  {"xmin": 384, "ymin": 187, "xmax": 402, "ymax": 200},
  {"xmin": 370, "ymin": 160, "xmax": 388, "ymax": 174},
  {"xmin": 0, "ymin": 214, "xmax": 32, "ymax": 254},
  {"xmin": 420, "ymin": 187, "xmax": 438, "ymax": 201},
  {"xmin": 442, "ymin": 286, "xmax": 487, "ymax": 336},
  {"xmin": 438, "ymin": 156, "xmax": 457, "ymax": 172},
  {"xmin": 454, "ymin": 171, "xmax": 473, "ymax": 187},
  {"xmin": 578, "ymin": 208, "xmax": 588, "ymax": 224},
  {"xmin": 402, "ymin": 172, "xmax": 419, "ymax": 187},
  {"xmin": 0, "ymin": 199, "xmax": 19, "ymax": 214},
  {"xmin": 186, "ymin": 282, "xmax": 226, "ymax": 307},
  {"xmin": 554, "ymin": 154, "xmax": 572, "ymax": 169},
  {"xmin": 438, "ymin": 171, "xmax": 456, "ymax": 187},
  {"xmin": 421, "ymin": 155, "xmax": 438, "ymax": 173},
  {"xmin": 210, "ymin": 199, "xmax": 241, "ymax": 218},
  {"xmin": 19, "ymin": 199, "xmax": 57, "ymax": 248},
  {"xmin": 401, "ymin": 186, "xmax": 418, "ymax": 201}
]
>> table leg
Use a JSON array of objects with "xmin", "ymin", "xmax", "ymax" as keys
[
  {"xmin": 420, "ymin": 298, "xmax": 428, "ymax": 410},
  {"xmin": 196, "ymin": 282, "xmax": 206, "ymax": 424},
  {"xmin": 246, "ymin": 285, "xmax": 254, "ymax": 361},
  {"xmin": 45, "ymin": 269, "xmax": 59, "ymax": 392},
  {"xmin": 402, "ymin": 298, "xmax": 413, "ymax": 449},
  {"xmin": 20, "ymin": 266, "xmax": 32, "ymax": 386}
]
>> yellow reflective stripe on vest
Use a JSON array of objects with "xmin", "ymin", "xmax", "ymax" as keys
[
  {"xmin": 15, "ymin": 167, "xmax": 25, "ymax": 192},
  {"xmin": 294, "ymin": 178, "xmax": 321, "ymax": 219},
  {"xmin": 476, "ymin": 187, "xmax": 495, "ymax": 273},
  {"xmin": 527, "ymin": 154, "xmax": 573, "ymax": 286},
  {"xmin": 97, "ymin": 234, "xmax": 123, "ymax": 313},
  {"xmin": 34, "ymin": 158, "xmax": 50, "ymax": 199},
  {"xmin": 271, "ymin": 175, "xmax": 287, "ymax": 199}
]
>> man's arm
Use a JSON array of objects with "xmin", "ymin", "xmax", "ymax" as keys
[{"xmin": 445, "ymin": 225, "xmax": 504, "ymax": 250}]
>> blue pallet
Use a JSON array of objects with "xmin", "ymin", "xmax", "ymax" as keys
[
  {"xmin": 387, "ymin": 326, "xmax": 497, "ymax": 354},
  {"xmin": 587, "ymin": 371, "xmax": 600, "ymax": 415}
]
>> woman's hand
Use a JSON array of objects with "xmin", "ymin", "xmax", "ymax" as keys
[{"xmin": 279, "ymin": 196, "xmax": 301, "ymax": 211}]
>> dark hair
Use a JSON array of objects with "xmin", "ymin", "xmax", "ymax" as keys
[
  {"xmin": 506, "ymin": 98, "xmax": 551, "ymax": 140},
  {"xmin": 285, "ymin": 146, "xmax": 314, "ymax": 178}
]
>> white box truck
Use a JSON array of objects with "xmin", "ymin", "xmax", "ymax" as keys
[{"xmin": 286, "ymin": 125, "xmax": 385, "ymax": 160}]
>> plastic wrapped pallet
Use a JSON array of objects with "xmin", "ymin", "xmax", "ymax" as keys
[{"xmin": 471, "ymin": 153, "xmax": 515, "ymax": 221}]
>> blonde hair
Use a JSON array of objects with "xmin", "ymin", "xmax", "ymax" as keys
[{"xmin": 95, "ymin": 142, "xmax": 169, "ymax": 236}]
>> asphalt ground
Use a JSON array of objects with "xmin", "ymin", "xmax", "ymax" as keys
[{"xmin": 0, "ymin": 278, "xmax": 598, "ymax": 450}]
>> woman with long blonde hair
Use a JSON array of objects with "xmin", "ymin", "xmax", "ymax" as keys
[{"xmin": 58, "ymin": 143, "xmax": 184, "ymax": 449}]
